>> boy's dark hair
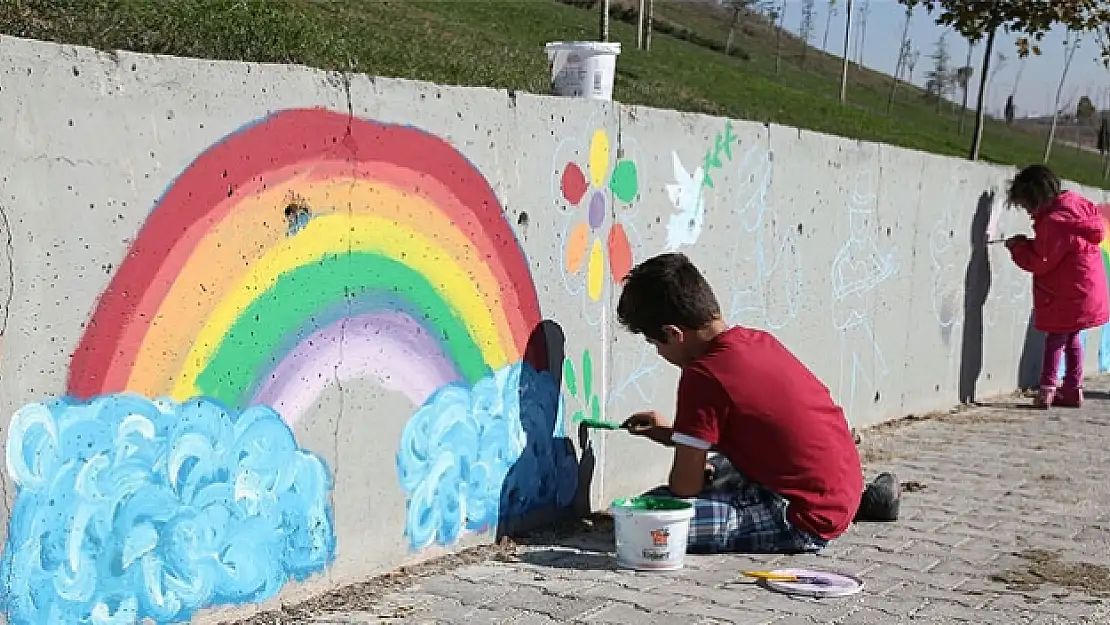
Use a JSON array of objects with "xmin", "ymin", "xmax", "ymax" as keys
[
  {"xmin": 616, "ymin": 252, "xmax": 721, "ymax": 342},
  {"xmin": 1008, "ymin": 164, "xmax": 1061, "ymax": 212}
]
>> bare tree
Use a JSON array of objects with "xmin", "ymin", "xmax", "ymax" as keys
[
  {"xmin": 856, "ymin": 0, "xmax": 871, "ymax": 65},
  {"xmin": 770, "ymin": 2, "xmax": 786, "ymax": 75},
  {"xmin": 724, "ymin": 0, "xmax": 757, "ymax": 55},
  {"xmin": 840, "ymin": 0, "xmax": 853, "ymax": 103},
  {"xmin": 823, "ymin": 0, "xmax": 839, "ymax": 51},
  {"xmin": 906, "ymin": 47, "xmax": 921, "ymax": 84},
  {"xmin": 957, "ymin": 40, "xmax": 976, "ymax": 133},
  {"xmin": 887, "ymin": 1, "xmax": 919, "ymax": 113},
  {"xmin": 799, "ymin": 0, "xmax": 818, "ymax": 67},
  {"xmin": 1044, "ymin": 30, "xmax": 1083, "ymax": 162},
  {"xmin": 926, "ymin": 33, "xmax": 953, "ymax": 113}
]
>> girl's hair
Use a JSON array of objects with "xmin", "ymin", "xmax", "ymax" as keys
[{"xmin": 1008, "ymin": 164, "xmax": 1061, "ymax": 212}]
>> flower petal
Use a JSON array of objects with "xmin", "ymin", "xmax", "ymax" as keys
[
  {"xmin": 561, "ymin": 162, "xmax": 588, "ymax": 205},
  {"xmin": 587, "ymin": 238, "xmax": 605, "ymax": 302},
  {"xmin": 608, "ymin": 223, "xmax": 633, "ymax": 283},
  {"xmin": 588, "ymin": 130, "xmax": 610, "ymax": 189},
  {"xmin": 565, "ymin": 222, "xmax": 590, "ymax": 274},
  {"xmin": 609, "ymin": 160, "xmax": 639, "ymax": 203}
]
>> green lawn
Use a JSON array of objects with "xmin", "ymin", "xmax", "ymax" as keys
[{"xmin": 2, "ymin": 0, "xmax": 1106, "ymax": 188}]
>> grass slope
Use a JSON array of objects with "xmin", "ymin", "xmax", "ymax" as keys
[{"xmin": 2, "ymin": 0, "xmax": 1106, "ymax": 188}]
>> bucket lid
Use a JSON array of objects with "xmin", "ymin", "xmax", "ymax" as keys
[
  {"xmin": 610, "ymin": 496, "xmax": 692, "ymax": 511},
  {"xmin": 545, "ymin": 41, "xmax": 622, "ymax": 54}
]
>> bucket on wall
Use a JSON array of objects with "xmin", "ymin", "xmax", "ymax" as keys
[
  {"xmin": 544, "ymin": 41, "xmax": 621, "ymax": 101},
  {"xmin": 610, "ymin": 496, "xmax": 695, "ymax": 571}
]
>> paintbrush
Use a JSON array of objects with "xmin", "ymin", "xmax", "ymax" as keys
[{"xmin": 579, "ymin": 418, "xmax": 625, "ymax": 430}]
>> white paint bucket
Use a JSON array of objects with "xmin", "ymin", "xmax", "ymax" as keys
[
  {"xmin": 610, "ymin": 496, "xmax": 695, "ymax": 571},
  {"xmin": 544, "ymin": 41, "xmax": 621, "ymax": 101}
]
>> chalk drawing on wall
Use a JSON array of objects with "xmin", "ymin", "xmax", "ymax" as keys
[
  {"xmin": 60, "ymin": 109, "xmax": 576, "ymax": 570},
  {"xmin": 555, "ymin": 125, "xmax": 640, "ymax": 326},
  {"xmin": 831, "ymin": 169, "xmax": 897, "ymax": 423},
  {"xmin": 664, "ymin": 152, "xmax": 706, "ymax": 251},
  {"xmin": 1099, "ymin": 204, "xmax": 1110, "ymax": 372},
  {"xmin": 927, "ymin": 187, "xmax": 965, "ymax": 391},
  {"xmin": 726, "ymin": 143, "xmax": 803, "ymax": 331},
  {"xmin": 0, "ymin": 394, "xmax": 335, "ymax": 625}
]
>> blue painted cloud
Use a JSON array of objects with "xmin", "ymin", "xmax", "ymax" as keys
[
  {"xmin": 1, "ymin": 393, "xmax": 335, "ymax": 625},
  {"xmin": 396, "ymin": 361, "xmax": 578, "ymax": 550}
]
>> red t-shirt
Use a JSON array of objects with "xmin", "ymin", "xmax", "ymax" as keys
[{"xmin": 672, "ymin": 326, "xmax": 863, "ymax": 540}]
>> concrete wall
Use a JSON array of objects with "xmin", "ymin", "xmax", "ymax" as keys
[{"xmin": 1, "ymin": 35, "xmax": 1108, "ymax": 623}]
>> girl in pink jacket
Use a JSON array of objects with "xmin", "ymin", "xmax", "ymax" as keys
[{"xmin": 1005, "ymin": 165, "xmax": 1109, "ymax": 409}]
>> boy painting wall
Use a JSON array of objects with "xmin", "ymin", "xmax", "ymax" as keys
[{"xmin": 617, "ymin": 253, "xmax": 898, "ymax": 554}]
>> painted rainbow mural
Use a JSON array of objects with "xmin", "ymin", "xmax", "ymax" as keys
[
  {"xmin": 1100, "ymin": 203, "xmax": 1110, "ymax": 372},
  {"xmin": 67, "ymin": 108, "xmax": 543, "ymax": 420}
]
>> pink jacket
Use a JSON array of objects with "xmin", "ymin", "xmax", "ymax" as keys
[{"xmin": 1009, "ymin": 191, "xmax": 1109, "ymax": 334}]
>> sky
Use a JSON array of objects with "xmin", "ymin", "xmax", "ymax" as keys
[{"xmin": 778, "ymin": 0, "xmax": 1110, "ymax": 118}]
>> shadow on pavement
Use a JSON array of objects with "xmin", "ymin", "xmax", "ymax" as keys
[{"xmin": 516, "ymin": 548, "xmax": 618, "ymax": 571}]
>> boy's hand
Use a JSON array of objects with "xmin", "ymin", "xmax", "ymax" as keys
[
  {"xmin": 622, "ymin": 410, "xmax": 668, "ymax": 434},
  {"xmin": 622, "ymin": 410, "xmax": 675, "ymax": 446}
]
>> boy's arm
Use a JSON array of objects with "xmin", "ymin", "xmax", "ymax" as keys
[{"xmin": 669, "ymin": 445, "xmax": 709, "ymax": 497}]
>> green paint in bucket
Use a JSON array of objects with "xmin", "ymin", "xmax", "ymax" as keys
[
  {"xmin": 610, "ymin": 496, "xmax": 694, "ymax": 512},
  {"xmin": 609, "ymin": 495, "xmax": 695, "ymax": 571}
]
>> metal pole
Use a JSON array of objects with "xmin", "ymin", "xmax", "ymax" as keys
[{"xmin": 645, "ymin": 0, "xmax": 654, "ymax": 51}]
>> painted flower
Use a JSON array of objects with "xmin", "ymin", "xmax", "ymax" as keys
[{"xmin": 560, "ymin": 129, "xmax": 638, "ymax": 302}]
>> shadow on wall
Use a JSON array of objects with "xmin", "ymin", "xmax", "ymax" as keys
[
  {"xmin": 497, "ymin": 320, "xmax": 586, "ymax": 540},
  {"xmin": 958, "ymin": 191, "xmax": 994, "ymax": 403},
  {"xmin": 1017, "ymin": 310, "xmax": 1045, "ymax": 391}
]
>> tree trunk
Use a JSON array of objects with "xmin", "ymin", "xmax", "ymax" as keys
[
  {"xmin": 886, "ymin": 8, "xmax": 912, "ymax": 115},
  {"xmin": 969, "ymin": 27, "xmax": 996, "ymax": 162},
  {"xmin": 637, "ymin": 0, "xmax": 645, "ymax": 49},
  {"xmin": 840, "ymin": 0, "xmax": 853, "ymax": 104},
  {"xmin": 726, "ymin": 8, "xmax": 740, "ymax": 55},
  {"xmin": 1043, "ymin": 31, "xmax": 1080, "ymax": 163},
  {"xmin": 645, "ymin": 0, "xmax": 654, "ymax": 51},
  {"xmin": 599, "ymin": 0, "xmax": 610, "ymax": 42}
]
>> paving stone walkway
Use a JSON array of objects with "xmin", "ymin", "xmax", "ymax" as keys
[{"xmin": 259, "ymin": 380, "xmax": 1110, "ymax": 624}]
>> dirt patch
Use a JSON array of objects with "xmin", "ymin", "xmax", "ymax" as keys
[
  {"xmin": 990, "ymin": 549, "xmax": 1110, "ymax": 596},
  {"xmin": 860, "ymin": 447, "xmax": 894, "ymax": 464},
  {"xmin": 221, "ymin": 539, "xmax": 519, "ymax": 625},
  {"xmin": 901, "ymin": 481, "xmax": 927, "ymax": 493},
  {"xmin": 511, "ymin": 512, "xmax": 614, "ymax": 545}
]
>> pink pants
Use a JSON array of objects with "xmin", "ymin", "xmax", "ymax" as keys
[{"xmin": 1041, "ymin": 331, "xmax": 1083, "ymax": 389}]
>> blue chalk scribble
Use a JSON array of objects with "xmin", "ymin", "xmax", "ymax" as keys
[
  {"xmin": 396, "ymin": 361, "xmax": 578, "ymax": 550},
  {"xmin": 1, "ymin": 393, "xmax": 335, "ymax": 625}
]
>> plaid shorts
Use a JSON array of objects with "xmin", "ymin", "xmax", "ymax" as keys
[{"xmin": 646, "ymin": 477, "xmax": 829, "ymax": 555}]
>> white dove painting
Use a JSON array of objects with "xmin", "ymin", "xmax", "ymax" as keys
[{"xmin": 665, "ymin": 152, "xmax": 707, "ymax": 251}]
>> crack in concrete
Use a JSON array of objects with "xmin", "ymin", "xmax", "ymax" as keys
[
  {"xmin": 0, "ymin": 201, "xmax": 13, "ymax": 617},
  {"xmin": 24, "ymin": 154, "xmax": 98, "ymax": 168},
  {"xmin": 341, "ymin": 70, "xmax": 354, "ymax": 134},
  {"xmin": 0, "ymin": 202, "xmax": 13, "ymax": 345}
]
